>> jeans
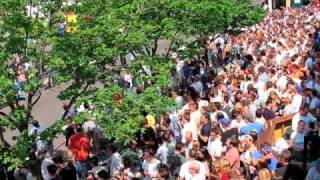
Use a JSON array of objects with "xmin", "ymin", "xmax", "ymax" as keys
[{"xmin": 75, "ymin": 160, "xmax": 87, "ymax": 179}]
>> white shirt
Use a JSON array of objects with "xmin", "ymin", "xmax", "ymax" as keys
[
  {"xmin": 179, "ymin": 160, "xmax": 206, "ymax": 179},
  {"xmin": 231, "ymin": 119, "xmax": 246, "ymax": 130},
  {"xmin": 156, "ymin": 143, "xmax": 170, "ymax": 164},
  {"xmin": 283, "ymin": 104, "xmax": 296, "ymax": 115},
  {"xmin": 29, "ymin": 126, "xmax": 45, "ymax": 136},
  {"xmin": 190, "ymin": 110, "xmax": 201, "ymax": 129},
  {"xmin": 142, "ymin": 159, "xmax": 160, "ymax": 180},
  {"xmin": 291, "ymin": 94, "xmax": 303, "ymax": 113},
  {"xmin": 110, "ymin": 152, "xmax": 124, "ymax": 176},
  {"xmin": 207, "ymin": 137, "xmax": 222, "ymax": 158},
  {"xmin": 41, "ymin": 158, "xmax": 54, "ymax": 180},
  {"xmin": 182, "ymin": 122, "xmax": 198, "ymax": 143}
]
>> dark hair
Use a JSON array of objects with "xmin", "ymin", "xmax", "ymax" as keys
[
  {"xmin": 75, "ymin": 124, "xmax": 83, "ymax": 133},
  {"xmin": 91, "ymin": 156, "xmax": 99, "ymax": 166},
  {"xmin": 145, "ymin": 149, "xmax": 156, "ymax": 157},
  {"xmin": 175, "ymin": 142, "xmax": 184, "ymax": 151},
  {"xmin": 108, "ymin": 143, "xmax": 118, "ymax": 153},
  {"xmin": 158, "ymin": 164, "xmax": 170, "ymax": 179},
  {"xmin": 47, "ymin": 164, "xmax": 57, "ymax": 175},
  {"xmin": 256, "ymin": 108, "xmax": 263, "ymax": 118},
  {"xmin": 97, "ymin": 169, "xmax": 109, "ymax": 179},
  {"xmin": 52, "ymin": 155, "xmax": 64, "ymax": 164},
  {"xmin": 32, "ymin": 120, "xmax": 40, "ymax": 128}
]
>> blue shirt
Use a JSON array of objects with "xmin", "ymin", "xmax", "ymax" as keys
[
  {"xmin": 251, "ymin": 151, "xmax": 278, "ymax": 171},
  {"xmin": 240, "ymin": 122, "xmax": 264, "ymax": 136}
]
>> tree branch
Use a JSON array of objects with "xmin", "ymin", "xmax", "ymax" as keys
[
  {"xmin": 32, "ymin": 91, "xmax": 42, "ymax": 106},
  {"xmin": 61, "ymin": 83, "xmax": 90, "ymax": 120}
]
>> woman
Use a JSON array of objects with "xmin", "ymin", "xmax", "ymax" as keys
[
  {"xmin": 142, "ymin": 149, "xmax": 160, "ymax": 180},
  {"xmin": 217, "ymin": 158, "xmax": 231, "ymax": 180},
  {"xmin": 255, "ymin": 168, "xmax": 272, "ymax": 180}
]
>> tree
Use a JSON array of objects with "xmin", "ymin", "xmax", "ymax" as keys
[{"xmin": 0, "ymin": 0, "xmax": 265, "ymax": 172}]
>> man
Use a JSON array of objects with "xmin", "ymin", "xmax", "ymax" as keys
[
  {"xmin": 240, "ymin": 115, "xmax": 264, "ymax": 136},
  {"xmin": 108, "ymin": 144, "xmax": 124, "ymax": 177},
  {"xmin": 167, "ymin": 142, "xmax": 186, "ymax": 177},
  {"xmin": 220, "ymin": 118, "xmax": 238, "ymax": 145},
  {"xmin": 262, "ymin": 99, "xmax": 276, "ymax": 120},
  {"xmin": 274, "ymin": 150, "xmax": 291, "ymax": 178},
  {"xmin": 52, "ymin": 155, "xmax": 77, "ymax": 180},
  {"xmin": 156, "ymin": 131, "xmax": 174, "ymax": 164},
  {"xmin": 68, "ymin": 124, "xmax": 90, "ymax": 179},
  {"xmin": 224, "ymin": 137, "xmax": 240, "ymax": 170},
  {"xmin": 198, "ymin": 113, "xmax": 211, "ymax": 147},
  {"xmin": 29, "ymin": 120, "xmax": 45, "ymax": 136},
  {"xmin": 291, "ymin": 104, "xmax": 317, "ymax": 134},
  {"xmin": 179, "ymin": 149, "xmax": 207, "ymax": 179},
  {"xmin": 207, "ymin": 128, "xmax": 223, "ymax": 161},
  {"xmin": 306, "ymin": 159, "xmax": 320, "ymax": 180}
]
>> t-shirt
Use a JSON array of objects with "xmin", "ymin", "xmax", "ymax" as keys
[
  {"xmin": 291, "ymin": 112, "xmax": 316, "ymax": 132},
  {"xmin": 156, "ymin": 143, "xmax": 174, "ymax": 164},
  {"xmin": 68, "ymin": 134, "xmax": 90, "ymax": 161},
  {"xmin": 263, "ymin": 108, "xmax": 276, "ymax": 120},
  {"xmin": 41, "ymin": 158, "xmax": 54, "ymax": 180},
  {"xmin": 142, "ymin": 159, "xmax": 160, "ymax": 180},
  {"xmin": 290, "ymin": 131, "xmax": 305, "ymax": 148},
  {"xmin": 207, "ymin": 138, "xmax": 223, "ymax": 158},
  {"xmin": 225, "ymin": 147, "xmax": 240, "ymax": 170},
  {"xmin": 306, "ymin": 167, "xmax": 320, "ymax": 180}
]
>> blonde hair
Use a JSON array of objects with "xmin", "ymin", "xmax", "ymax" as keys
[
  {"xmin": 217, "ymin": 158, "xmax": 231, "ymax": 173},
  {"xmin": 258, "ymin": 168, "xmax": 271, "ymax": 180}
]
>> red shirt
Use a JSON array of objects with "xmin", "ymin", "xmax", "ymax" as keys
[{"xmin": 68, "ymin": 134, "xmax": 90, "ymax": 161}]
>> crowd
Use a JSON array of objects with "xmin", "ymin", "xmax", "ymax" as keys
[{"xmin": 11, "ymin": 2, "xmax": 320, "ymax": 180}]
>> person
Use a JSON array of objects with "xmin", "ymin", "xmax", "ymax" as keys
[
  {"xmin": 198, "ymin": 113, "xmax": 211, "ymax": 147},
  {"xmin": 289, "ymin": 120, "xmax": 306, "ymax": 161},
  {"xmin": 291, "ymin": 104, "xmax": 318, "ymax": 134},
  {"xmin": 179, "ymin": 149, "xmax": 207, "ymax": 179},
  {"xmin": 167, "ymin": 142, "xmax": 186, "ymax": 177},
  {"xmin": 29, "ymin": 120, "xmax": 45, "ymax": 136},
  {"xmin": 240, "ymin": 115, "xmax": 264, "ymax": 136},
  {"xmin": 306, "ymin": 159, "xmax": 320, "ymax": 180},
  {"xmin": 262, "ymin": 99, "xmax": 276, "ymax": 120},
  {"xmin": 142, "ymin": 149, "xmax": 160, "ymax": 180},
  {"xmin": 156, "ymin": 131, "xmax": 174, "ymax": 164},
  {"xmin": 68, "ymin": 124, "xmax": 90, "ymax": 178},
  {"xmin": 157, "ymin": 164, "xmax": 171, "ymax": 180},
  {"xmin": 64, "ymin": 117, "xmax": 75, "ymax": 146},
  {"xmin": 224, "ymin": 137, "xmax": 240, "ymax": 170},
  {"xmin": 220, "ymin": 118, "xmax": 238, "ymax": 145},
  {"xmin": 256, "ymin": 168, "xmax": 272, "ymax": 180},
  {"xmin": 274, "ymin": 150, "xmax": 291, "ymax": 179},
  {"xmin": 207, "ymin": 128, "xmax": 223, "ymax": 161},
  {"xmin": 217, "ymin": 158, "xmax": 231, "ymax": 180},
  {"xmin": 47, "ymin": 164, "xmax": 60, "ymax": 180},
  {"xmin": 108, "ymin": 144, "xmax": 124, "ymax": 177},
  {"xmin": 41, "ymin": 152, "xmax": 54, "ymax": 180},
  {"xmin": 52, "ymin": 155, "xmax": 77, "ymax": 180}
]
